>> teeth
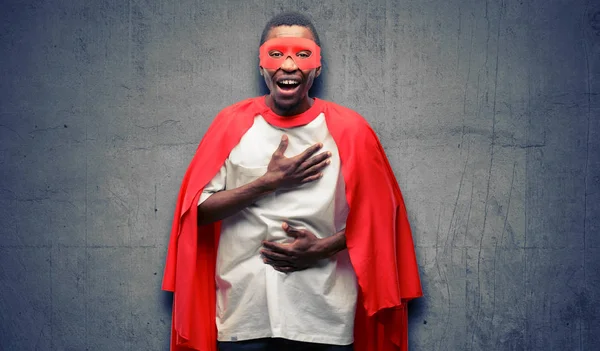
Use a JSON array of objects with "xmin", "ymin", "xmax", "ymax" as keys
[{"xmin": 279, "ymin": 80, "xmax": 299, "ymax": 85}]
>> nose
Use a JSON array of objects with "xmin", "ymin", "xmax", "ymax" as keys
[{"xmin": 280, "ymin": 55, "xmax": 298, "ymax": 71}]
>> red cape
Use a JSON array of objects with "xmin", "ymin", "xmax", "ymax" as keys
[{"xmin": 162, "ymin": 97, "xmax": 422, "ymax": 351}]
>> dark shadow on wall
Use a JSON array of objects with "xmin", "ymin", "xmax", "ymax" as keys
[
  {"xmin": 407, "ymin": 298, "xmax": 426, "ymax": 348},
  {"xmin": 407, "ymin": 274, "xmax": 427, "ymax": 347},
  {"xmin": 408, "ymin": 297, "xmax": 426, "ymax": 324},
  {"xmin": 161, "ymin": 290, "xmax": 173, "ymax": 314},
  {"xmin": 161, "ymin": 291, "xmax": 174, "ymax": 350}
]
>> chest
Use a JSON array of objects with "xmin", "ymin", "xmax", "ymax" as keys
[{"xmin": 228, "ymin": 114, "xmax": 333, "ymax": 169}]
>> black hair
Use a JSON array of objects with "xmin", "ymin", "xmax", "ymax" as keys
[{"xmin": 259, "ymin": 12, "xmax": 321, "ymax": 46}]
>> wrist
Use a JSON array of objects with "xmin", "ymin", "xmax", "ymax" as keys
[
  {"xmin": 255, "ymin": 174, "xmax": 278, "ymax": 193},
  {"xmin": 315, "ymin": 231, "xmax": 346, "ymax": 259},
  {"xmin": 313, "ymin": 238, "xmax": 332, "ymax": 260}
]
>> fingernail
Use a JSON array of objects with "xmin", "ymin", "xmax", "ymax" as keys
[
  {"xmin": 326, "ymin": 159, "xmax": 331, "ymax": 165},
  {"xmin": 327, "ymin": 152, "xmax": 332, "ymax": 156}
]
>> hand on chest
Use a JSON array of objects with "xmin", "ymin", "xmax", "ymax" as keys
[
  {"xmin": 221, "ymin": 114, "xmax": 348, "ymax": 238},
  {"xmin": 228, "ymin": 115, "xmax": 334, "ymax": 169}
]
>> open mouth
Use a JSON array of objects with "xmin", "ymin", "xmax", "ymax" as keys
[{"xmin": 276, "ymin": 79, "xmax": 301, "ymax": 92}]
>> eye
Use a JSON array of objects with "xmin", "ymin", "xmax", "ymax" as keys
[
  {"xmin": 296, "ymin": 51, "xmax": 312, "ymax": 58},
  {"xmin": 269, "ymin": 50, "xmax": 283, "ymax": 58}
]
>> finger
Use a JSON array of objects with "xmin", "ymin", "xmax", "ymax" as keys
[
  {"xmin": 294, "ymin": 142, "xmax": 323, "ymax": 164},
  {"xmin": 262, "ymin": 241, "xmax": 294, "ymax": 255},
  {"xmin": 300, "ymin": 173, "xmax": 324, "ymax": 184},
  {"xmin": 300, "ymin": 158, "xmax": 330, "ymax": 177},
  {"xmin": 297, "ymin": 151, "xmax": 331, "ymax": 172},
  {"xmin": 274, "ymin": 134, "xmax": 289, "ymax": 155},
  {"xmin": 261, "ymin": 249, "xmax": 294, "ymax": 263},
  {"xmin": 263, "ymin": 257, "xmax": 295, "ymax": 267}
]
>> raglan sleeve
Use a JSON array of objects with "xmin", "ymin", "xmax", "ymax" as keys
[{"xmin": 197, "ymin": 161, "xmax": 227, "ymax": 206}]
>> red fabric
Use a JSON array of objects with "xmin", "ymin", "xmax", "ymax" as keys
[
  {"xmin": 259, "ymin": 37, "xmax": 321, "ymax": 70},
  {"xmin": 162, "ymin": 96, "xmax": 422, "ymax": 351}
]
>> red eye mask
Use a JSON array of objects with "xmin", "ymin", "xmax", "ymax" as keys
[{"xmin": 259, "ymin": 37, "xmax": 321, "ymax": 70}]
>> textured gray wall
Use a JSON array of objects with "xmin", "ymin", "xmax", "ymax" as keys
[{"xmin": 1, "ymin": 0, "xmax": 598, "ymax": 350}]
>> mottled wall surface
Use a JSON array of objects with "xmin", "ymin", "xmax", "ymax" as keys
[{"xmin": 0, "ymin": 0, "xmax": 598, "ymax": 350}]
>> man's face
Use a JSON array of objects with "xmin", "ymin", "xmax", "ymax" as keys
[{"xmin": 260, "ymin": 25, "xmax": 321, "ymax": 115}]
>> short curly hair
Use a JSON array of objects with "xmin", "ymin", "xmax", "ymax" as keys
[{"xmin": 259, "ymin": 12, "xmax": 321, "ymax": 46}]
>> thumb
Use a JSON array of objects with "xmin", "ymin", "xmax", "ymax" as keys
[
  {"xmin": 282, "ymin": 222, "xmax": 301, "ymax": 238},
  {"xmin": 275, "ymin": 134, "xmax": 289, "ymax": 155}
]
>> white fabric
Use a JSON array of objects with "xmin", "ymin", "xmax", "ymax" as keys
[{"xmin": 198, "ymin": 113, "xmax": 357, "ymax": 345}]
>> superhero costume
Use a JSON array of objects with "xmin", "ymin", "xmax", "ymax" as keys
[{"xmin": 162, "ymin": 96, "xmax": 422, "ymax": 351}]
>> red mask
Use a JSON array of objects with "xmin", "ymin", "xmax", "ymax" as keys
[{"xmin": 259, "ymin": 37, "xmax": 321, "ymax": 70}]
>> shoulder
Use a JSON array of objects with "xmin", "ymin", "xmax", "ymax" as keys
[{"xmin": 319, "ymin": 99, "xmax": 374, "ymax": 136}]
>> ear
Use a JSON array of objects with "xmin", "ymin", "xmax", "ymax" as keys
[
  {"xmin": 259, "ymin": 66, "xmax": 264, "ymax": 76},
  {"xmin": 315, "ymin": 66, "xmax": 322, "ymax": 78}
]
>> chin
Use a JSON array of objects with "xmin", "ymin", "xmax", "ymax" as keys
[{"xmin": 272, "ymin": 94, "xmax": 302, "ymax": 112}]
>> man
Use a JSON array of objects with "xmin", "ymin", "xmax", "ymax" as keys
[{"xmin": 162, "ymin": 12, "xmax": 422, "ymax": 351}]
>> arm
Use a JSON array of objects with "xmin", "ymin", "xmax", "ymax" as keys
[
  {"xmin": 197, "ymin": 176, "xmax": 273, "ymax": 225},
  {"xmin": 261, "ymin": 223, "xmax": 347, "ymax": 273},
  {"xmin": 198, "ymin": 134, "xmax": 331, "ymax": 226}
]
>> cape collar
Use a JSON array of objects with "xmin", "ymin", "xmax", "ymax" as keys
[{"xmin": 255, "ymin": 95, "xmax": 325, "ymax": 128}]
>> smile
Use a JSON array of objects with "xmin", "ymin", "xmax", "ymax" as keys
[{"xmin": 276, "ymin": 79, "xmax": 301, "ymax": 90}]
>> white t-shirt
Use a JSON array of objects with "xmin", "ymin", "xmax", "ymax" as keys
[{"xmin": 198, "ymin": 113, "xmax": 357, "ymax": 345}]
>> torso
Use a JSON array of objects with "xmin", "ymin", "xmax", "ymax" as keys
[{"xmin": 214, "ymin": 113, "xmax": 357, "ymax": 345}]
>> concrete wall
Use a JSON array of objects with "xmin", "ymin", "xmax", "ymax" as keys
[{"xmin": 1, "ymin": 0, "xmax": 598, "ymax": 350}]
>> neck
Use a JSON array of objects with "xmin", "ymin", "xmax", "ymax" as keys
[{"xmin": 265, "ymin": 95, "xmax": 314, "ymax": 116}]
